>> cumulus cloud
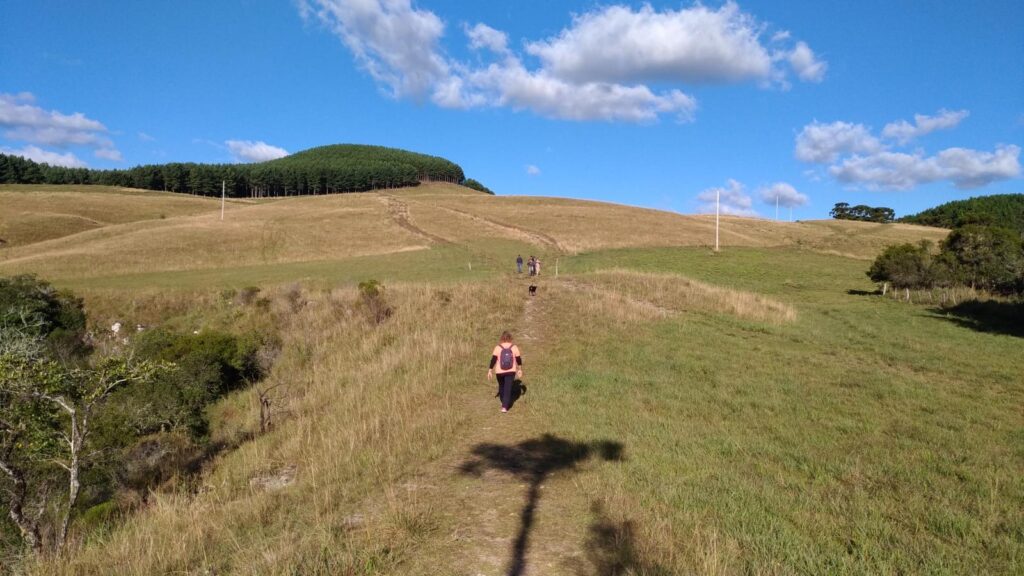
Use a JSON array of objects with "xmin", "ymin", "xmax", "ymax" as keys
[
  {"xmin": 0, "ymin": 92, "xmax": 122, "ymax": 163},
  {"xmin": 299, "ymin": 0, "xmax": 449, "ymax": 99},
  {"xmin": 830, "ymin": 145, "xmax": 1021, "ymax": 190},
  {"xmin": 465, "ymin": 22, "xmax": 509, "ymax": 54},
  {"xmin": 759, "ymin": 182, "xmax": 808, "ymax": 207},
  {"xmin": 795, "ymin": 121, "xmax": 882, "ymax": 163},
  {"xmin": 796, "ymin": 110, "xmax": 1021, "ymax": 190},
  {"xmin": 786, "ymin": 41, "xmax": 827, "ymax": 82},
  {"xmin": 881, "ymin": 109, "xmax": 969, "ymax": 144},
  {"xmin": 466, "ymin": 58, "xmax": 697, "ymax": 122},
  {"xmin": 524, "ymin": 3, "xmax": 775, "ymax": 84},
  {"xmin": 225, "ymin": 140, "xmax": 289, "ymax": 163},
  {"xmin": 696, "ymin": 179, "xmax": 757, "ymax": 216},
  {"xmin": 1, "ymin": 144, "xmax": 86, "ymax": 168},
  {"xmin": 301, "ymin": 0, "xmax": 823, "ymax": 123},
  {"xmin": 525, "ymin": 164, "xmax": 540, "ymax": 176},
  {"xmin": 137, "ymin": 131, "xmax": 156, "ymax": 142}
]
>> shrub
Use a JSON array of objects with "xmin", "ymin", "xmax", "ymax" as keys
[
  {"xmin": 358, "ymin": 279, "xmax": 393, "ymax": 324},
  {"xmin": 867, "ymin": 241, "xmax": 934, "ymax": 289},
  {"xmin": 0, "ymin": 274, "xmax": 88, "ymax": 358},
  {"xmin": 235, "ymin": 286, "xmax": 261, "ymax": 306},
  {"xmin": 941, "ymin": 224, "xmax": 1024, "ymax": 293}
]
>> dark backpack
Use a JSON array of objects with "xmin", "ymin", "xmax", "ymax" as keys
[{"xmin": 499, "ymin": 344, "xmax": 514, "ymax": 370}]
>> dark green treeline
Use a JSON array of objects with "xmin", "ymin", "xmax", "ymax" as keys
[{"xmin": 0, "ymin": 144, "xmax": 487, "ymax": 197}]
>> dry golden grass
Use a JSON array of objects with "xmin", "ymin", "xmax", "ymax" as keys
[
  {"xmin": 571, "ymin": 269, "xmax": 797, "ymax": 324},
  {"xmin": 1, "ymin": 184, "xmax": 946, "ymax": 284},
  {"xmin": 0, "ymin": 193, "xmax": 429, "ymax": 279},
  {"xmin": 423, "ymin": 194, "xmax": 948, "ymax": 258},
  {"xmin": 0, "ymin": 185, "xmax": 220, "ymax": 247},
  {"xmin": 34, "ymin": 282, "xmax": 522, "ymax": 575}
]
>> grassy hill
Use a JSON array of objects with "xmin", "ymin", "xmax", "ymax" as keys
[
  {"xmin": 0, "ymin": 184, "xmax": 947, "ymax": 288},
  {"xmin": 4, "ymin": 184, "xmax": 1021, "ymax": 576}
]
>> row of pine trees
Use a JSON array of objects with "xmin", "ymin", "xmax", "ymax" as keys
[{"xmin": 0, "ymin": 144, "xmax": 470, "ymax": 198}]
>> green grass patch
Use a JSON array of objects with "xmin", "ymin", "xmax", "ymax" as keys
[{"xmin": 531, "ymin": 247, "xmax": 1023, "ymax": 574}]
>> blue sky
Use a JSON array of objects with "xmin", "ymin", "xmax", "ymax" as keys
[{"xmin": 1, "ymin": 0, "xmax": 1022, "ymax": 219}]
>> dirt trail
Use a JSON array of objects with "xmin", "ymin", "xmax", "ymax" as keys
[
  {"xmin": 381, "ymin": 195, "xmax": 451, "ymax": 245},
  {"xmin": 418, "ymin": 201, "xmax": 564, "ymax": 252},
  {"xmin": 395, "ymin": 281, "xmax": 609, "ymax": 575}
]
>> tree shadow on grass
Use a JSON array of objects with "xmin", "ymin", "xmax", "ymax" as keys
[
  {"xmin": 459, "ymin": 435, "xmax": 624, "ymax": 576},
  {"xmin": 930, "ymin": 299, "xmax": 1024, "ymax": 338},
  {"xmin": 569, "ymin": 501, "xmax": 673, "ymax": 576},
  {"xmin": 846, "ymin": 288, "xmax": 881, "ymax": 296}
]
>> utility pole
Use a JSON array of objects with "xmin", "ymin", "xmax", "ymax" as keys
[
  {"xmin": 220, "ymin": 180, "xmax": 226, "ymax": 221},
  {"xmin": 715, "ymin": 188, "xmax": 720, "ymax": 252}
]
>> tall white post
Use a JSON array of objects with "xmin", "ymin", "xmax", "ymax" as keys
[
  {"xmin": 220, "ymin": 180, "xmax": 225, "ymax": 221},
  {"xmin": 715, "ymin": 188, "xmax": 720, "ymax": 252}
]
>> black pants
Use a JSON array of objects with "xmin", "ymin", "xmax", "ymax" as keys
[{"xmin": 496, "ymin": 372, "xmax": 516, "ymax": 409}]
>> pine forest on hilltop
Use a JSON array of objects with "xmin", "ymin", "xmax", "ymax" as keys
[
  {"xmin": 0, "ymin": 144, "xmax": 483, "ymax": 198},
  {"xmin": 900, "ymin": 193, "xmax": 1024, "ymax": 234}
]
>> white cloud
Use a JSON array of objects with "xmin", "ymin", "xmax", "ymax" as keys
[
  {"xmin": 137, "ymin": 131, "xmax": 156, "ymax": 142},
  {"xmin": 696, "ymin": 179, "xmax": 757, "ymax": 216},
  {"xmin": 466, "ymin": 59, "xmax": 697, "ymax": 122},
  {"xmin": 465, "ymin": 22, "xmax": 508, "ymax": 54},
  {"xmin": 94, "ymin": 148, "xmax": 123, "ymax": 162},
  {"xmin": 1, "ymin": 145, "xmax": 86, "ymax": 168},
  {"xmin": 771, "ymin": 30, "xmax": 791, "ymax": 43},
  {"xmin": 525, "ymin": 164, "xmax": 540, "ymax": 176},
  {"xmin": 786, "ymin": 41, "xmax": 826, "ymax": 82},
  {"xmin": 796, "ymin": 110, "xmax": 1021, "ymax": 190},
  {"xmin": 0, "ymin": 92, "xmax": 122, "ymax": 162},
  {"xmin": 830, "ymin": 145, "xmax": 1021, "ymax": 190},
  {"xmin": 225, "ymin": 140, "xmax": 289, "ymax": 163},
  {"xmin": 759, "ymin": 182, "xmax": 808, "ymax": 207},
  {"xmin": 524, "ymin": 3, "xmax": 778, "ymax": 84},
  {"xmin": 795, "ymin": 121, "xmax": 882, "ymax": 163},
  {"xmin": 299, "ymin": 0, "xmax": 449, "ymax": 99},
  {"xmin": 881, "ymin": 109, "xmax": 969, "ymax": 144},
  {"xmin": 301, "ymin": 1, "xmax": 821, "ymax": 123}
]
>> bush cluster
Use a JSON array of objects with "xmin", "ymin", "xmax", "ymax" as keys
[
  {"xmin": 0, "ymin": 276, "xmax": 271, "ymax": 555},
  {"xmin": 868, "ymin": 224, "xmax": 1024, "ymax": 294}
]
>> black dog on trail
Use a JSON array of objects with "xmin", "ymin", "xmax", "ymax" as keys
[{"xmin": 528, "ymin": 285, "xmax": 537, "ymax": 296}]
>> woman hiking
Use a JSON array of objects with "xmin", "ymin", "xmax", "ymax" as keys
[{"xmin": 487, "ymin": 331, "xmax": 523, "ymax": 413}]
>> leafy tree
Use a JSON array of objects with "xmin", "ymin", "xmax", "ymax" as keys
[
  {"xmin": 0, "ymin": 336, "xmax": 159, "ymax": 552},
  {"xmin": 0, "ymin": 275, "xmax": 88, "ymax": 360},
  {"xmin": 941, "ymin": 224, "xmax": 1024, "ymax": 292},
  {"xmin": 833, "ymin": 202, "xmax": 895, "ymax": 223},
  {"xmin": 867, "ymin": 241, "xmax": 935, "ymax": 290}
]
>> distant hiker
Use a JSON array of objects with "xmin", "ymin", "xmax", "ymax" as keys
[
  {"xmin": 516, "ymin": 254, "xmax": 523, "ymax": 274},
  {"xmin": 528, "ymin": 256, "xmax": 536, "ymax": 276},
  {"xmin": 487, "ymin": 331, "xmax": 523, "ymax": 413},
  {"xmin": 534, "ymin": 258, "xmax": 541, "ymax": 276}
]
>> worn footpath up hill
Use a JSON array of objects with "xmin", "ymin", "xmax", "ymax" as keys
[{"xmin": 5, "ymin": 184, "xmax": 1021, "ymax": 576}]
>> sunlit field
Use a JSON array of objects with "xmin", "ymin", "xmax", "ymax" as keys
[{"xmin": 4, "ymin": 185, "xmax": 1020, "ymax": 575}]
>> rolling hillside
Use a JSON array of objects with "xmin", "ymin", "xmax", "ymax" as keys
[
  {"xmin": 0, "ymin": 184, "xmax": 947, "ymax": 288},
  {"xmin": 5, "ymin": 184, "xmax": 1020, "ymax": 576}
]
